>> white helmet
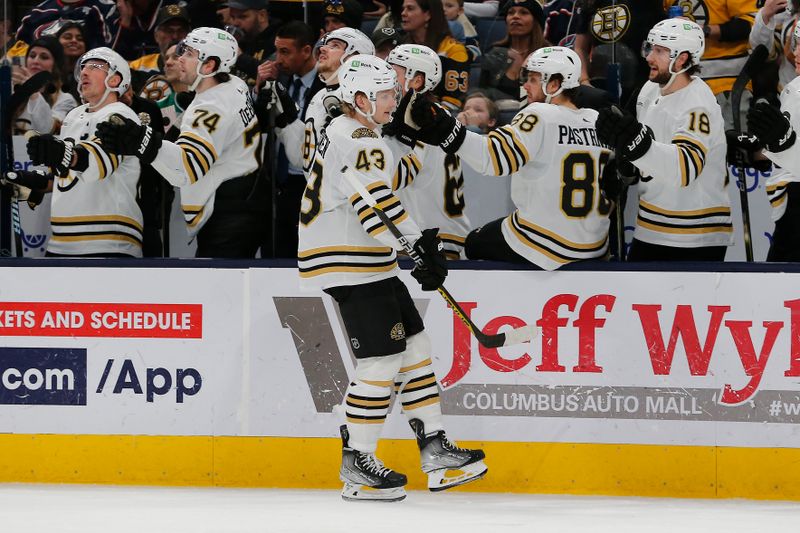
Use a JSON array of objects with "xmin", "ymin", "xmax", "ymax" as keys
[
  {"xmin": 179, "ymin": 27, "xmax": 239, "ymax": 90},
  {"xmin": 645, "ymin": 19, "xmax": 705, "ymax": 65},
  {"xmin": 339, "ymin": 54, "xmax": 398, "ymax": 124},
  {"xmin": 75, "ymin": 47, "xmax": 131, "ymax": 109},
  {"xmin": 523, "ymin": 46, "xmax": 581, "ymax": 103},
  {"xmin": 644, "ymin": 19, "xmax": 704, "ymax": 89},
  {"xmin": 387, "ymin": 44, "xmax": 442, "ymax": 93},
  {"xmin": 323, "ymin": 27, "xmax": 375, "ymax": 61}
]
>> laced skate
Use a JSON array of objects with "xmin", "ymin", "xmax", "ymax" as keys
[
  {"xmin": 339, "ymin": 425, "xmax": 407, "ymax": 502},
  {"xmin": 409, "ymin": 418, "xmax": 488, "ymax": 492}
]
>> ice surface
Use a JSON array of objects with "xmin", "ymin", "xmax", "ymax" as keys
[{"xmin": 1, "ymin": 484, "xmax": 798, "ymax": 532}]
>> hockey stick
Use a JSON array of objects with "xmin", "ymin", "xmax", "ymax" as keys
[
  {"xmin": 730, "ymin": 44, "xmax": 768, "ymax": 262},
  {"xmin": 342, "ymin": 166, "xmax": 538, "ymax": 349}
]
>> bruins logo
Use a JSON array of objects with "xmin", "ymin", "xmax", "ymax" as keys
[
  {"xmin": 141, "ymin": 78, "xmax": 170, "ymax": 102},
  {"xmin": 591, "ymin": 4, "xmax": 630, "ymax": 43},
  {"xmin": 390, "ymin": 322, "xmax": 406, "ymax": 341},
  {"xmin": 352, "ymin": 127, "xmax": 378, "ymax": 139},
  {"xmin": 671, "ymin": 1, "xmax": 708, "ymax": 27}
]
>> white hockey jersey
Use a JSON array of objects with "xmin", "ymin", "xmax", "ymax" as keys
[
  {"xmin": 396, "ymin": 144, "xmax": 471, "ymax": 259},
  {"xmin": 458, "ymin": 102, "xmax": 612, "ymax": 270},
  {"xmin": 150, "ymin": 76, "xmax": 260, "ymax": 236},
  {"xmin": 631, "ymin": 77, "xmax": 733, "ymax": 248},
  {"xmin": 298, "ymin": 115, "xmax": 423, "ymax": 290},
  {"xmin": 762, "ymin": 76, "xmax": 800, "ymax": 213},
  {"xmin": 49, "ymin": 101, "xmax": 143, "ymax": 257},
  {"xmin": 277, "ymin": 84, "xmax": 342, "ymax": 174}
]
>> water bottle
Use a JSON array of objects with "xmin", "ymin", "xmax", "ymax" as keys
[{"xmin": 668, "ymin": 5, "xmax": 683, "ymax": 18}]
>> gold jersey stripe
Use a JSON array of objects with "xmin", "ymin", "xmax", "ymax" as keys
[
  {"xmin": 180, "ymin": 132, "xmax": 218, "ymax": 160},
  {"xmin": 50, "ymin": 233, "xmax": 142, "ymax": 246},
  {"xmin": 507, "ymin": 220, "xmax": 570, "ymax": 264},
  {"xmin": 346, "ymin": 397, "xmax": 391, "ymax": 408},
  {"xmin": 298, "ymin": 262, "xmax": 397, "ymax": 278},
  {"xmin": 346, "ymin": 416, "xmax": 385, "ymax": 424},
  {"xmin": 403, "ymin": 376, "xmax": 438, "ymax": 392},
  {"xmin": 399, "ymin": 358, "xmax": 432, "ymax": 374},
  {"xmin": 51, "ymin": 215, "xmax": 143, "ymax": 232},
  {"xmin": 360, "ymin": 379, "xmax": 393, "ymax": 387},
  {"xmin": 515, "ymin": 214, "xmax": 607, "ymax": 250},
  {"xmin": 639, "ymin": 200, "xmax": 731, "ymax": 218},
  {"xmin": 637, "ymin": 219, "xmax": 733, "ymax": 235},
  {"xmin": 298, "ymin": 245, "xmax": 392, "ymax": 258}
]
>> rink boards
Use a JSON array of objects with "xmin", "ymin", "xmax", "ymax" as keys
[{"xmin": 1, "ymin": 262, "xmax": 800, "ymax": 500}]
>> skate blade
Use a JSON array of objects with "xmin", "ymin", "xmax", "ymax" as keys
[
  {"xmin": 341, "ymin": 483, "xmax": 407, "ymax": 502},
  {"xmin": 427, "ymin": 460, "xmax": 488, "ymax": 492}
]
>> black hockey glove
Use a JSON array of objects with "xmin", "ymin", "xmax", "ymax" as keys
[
  {"xmin": 726, "ymin": 129, "xmax": 772, "ymax": 172},
  {"xmin": 410, "ymin": 228, "xmax": 448, "ymax": 291},
  {"xmin": 382, "ymin": 90, "xmax": 421, "ymax": 147},
  {"xmin": 255, "ymin": 81, "xmax": 299, "ymax": 129},
  {"xmin": 2, "ymin": 169, "xmax": 52, "ymax": 190},
  {"xmin": 598, "ymin": 158, "xmax": 637, "ymax": 199},
  {"xmin": 409, "ymin": 98, "xmax": 466, "ymax": 154},
  {"xmin": 747, "ymin": 101, "xmax": 796, "ymax": 153},
  {"xmin": 595, "ymin": 106, "xmax": 653, "ymax": 161},
  {"xmin": 95, "ymin": 114, "xmax": 162, "ymax": 165},
  {"xmin": 27, "ymin": 134, "xmax": 75, "ymax": 176}
]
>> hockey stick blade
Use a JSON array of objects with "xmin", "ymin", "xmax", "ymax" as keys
[{"xmin": 342, "ymin": 166, "xmax": 538, "ymax": 349}]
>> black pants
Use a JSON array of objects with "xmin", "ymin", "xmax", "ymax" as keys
[
  {"xmin": 767, "ymin": 182, "xmax": 800, "ymax": 262},
  {"xmin": 196, "ymin": 173, "xmax": 269, "ymax": 258},
  {"xmin": 627, "ymin": 239, "xmax": 727, "ymax": 262},
  {"xmin": 465, "ymin": 217, "xmax": 529, "ymax": 263},
  {"xmin": 273, "ymin": 174, "xmax": 306, "ymax": 258}
]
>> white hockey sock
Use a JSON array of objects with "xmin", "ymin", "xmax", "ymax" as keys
[
  {"xmin": 345, "ymin": 353, "xmax": 403, "ymax": 453},
  {"xmin": 395, "ymin": 332, "xmax": 444, "ymax": 434}
]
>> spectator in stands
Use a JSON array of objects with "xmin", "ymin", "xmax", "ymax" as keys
[
  {"xmin": 13, "ymin": 0, "xmax": 118, "ymax": 54},
  {"xmin": 375, "ymin": 0, "xmax": 405, "ymax": 31},
  {"xmin": 443, "ymin": 0, "xmax": 481, "ymax": 60},
  {"xmin": 480, "ymin": 0, "xmax": 548, "ymax": 101},
  {"xmin": 140, "ymin": 42, "xmax": 190, "ymax": 136},
  {"xmin": 55, "ymin": 21, "xmax": 87, "ymax": 98},
  {"xmin": 372, "ymin": 26, "xmax": 401, "ymax": 58},
  {"xmin": 229, "ymin": 0, "xmax": 277, "ymax": 87},
  {"xmin": 542, "ymin": 0, "xmax": 577, "ymax": 46},
  {"xmin": 128, "ymin": 5, "xmax": 191, "ymax": 92},
  {"xmin": 114, "ymin": 0, "xmax": 181, "ymax": 60},
  {"xmin": 11, "ymin": 37, "xmax": 78, "ymax": 134},
  {"xmin": 457, "ymin": 91, "xmax": 498, "ymax": 132},
  {"xmin": 573, "ymin": 0, "xmax": 664, "ymax": 109},
  {"xmin": 401, "ymin": 0, "xmax": 470, "ymax": 108},
  {"xmin": 664, "ymin": 0, "xmax": 757, "ymax": 129},
  {"xmin": 322, "ymin": 0, "xmax": 365, "ymax": 36}
]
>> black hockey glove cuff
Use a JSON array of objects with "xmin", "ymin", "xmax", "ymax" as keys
[
  {"xmin": 2, "ymin": 169, "xmax": 52, "ymax": 190},
  {"xmin": 255, "ymin": 81, "xmax": 299, "ymax": 129},
  {"xmin": 96, "ymin": 114, "xmax": 163, "ymax": 165},
  {"xmin": 411, "ymin": 228, "xmax": 448, "ymax": 291},
  {"xmin": 410, "ymin": 99, "xmax": 466, "ymax": 154},
  {"xmin": 596, "ymin": 106, "xmax": 652, "ymax": 161},
  {"xmin": 747, "ymin": 102, "xmax": 796, "ymax": 153},
  {"xmin": 27, "ymin": 134, "xmax": 74, "ymax": 176},
  {"xmin": 383, "ymin": 90, "xmax": 420, "ymax": 148}
]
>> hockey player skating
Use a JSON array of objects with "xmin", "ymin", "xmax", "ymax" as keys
[
  {"xmin": 4, "ymin": 47, "xmax": 144, "ymax": 257},
  {"xmin": 298, "ymin": 54, "xmax": 486, "ymax": 502},
  {"xmin": 399, "ymin": 46, "xmax": 614, "ymax": 270},
  {"xmin": 95, "ymin": 27, "xmax": 267, "ymax": 258},
  {"xmin": 595, "ymin": 19, "xmax": 732, "ymax": 261},
  {"xmin": 387, "ymin": 44, "xmax": 472, "ymax": 259}
]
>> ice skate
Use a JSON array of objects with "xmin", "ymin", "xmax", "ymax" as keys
[
  {"xmin": 339, "ymin": 425, "xmax": 407, "ymax": 502},
  {"xmin": 409, "ymin": 418, "xmax": 488, "ymax": 492}
]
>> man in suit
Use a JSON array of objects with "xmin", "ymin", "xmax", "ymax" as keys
[{"xmin": 258, "ymin": 21, "xmax": 324, "ymax": 257}]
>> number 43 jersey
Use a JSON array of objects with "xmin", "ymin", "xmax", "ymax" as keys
[
  {"xmin": 297, "ymin": 115, "xmax": 423, "ymax": 291},
  {"xmin": 458, "ymin": 102, "xmax": 613, "ymax": 270}
]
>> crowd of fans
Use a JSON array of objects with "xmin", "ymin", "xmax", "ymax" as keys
[{"xmin": 1, "ymin": 0, "xmax": 796, "ymax": 262}]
